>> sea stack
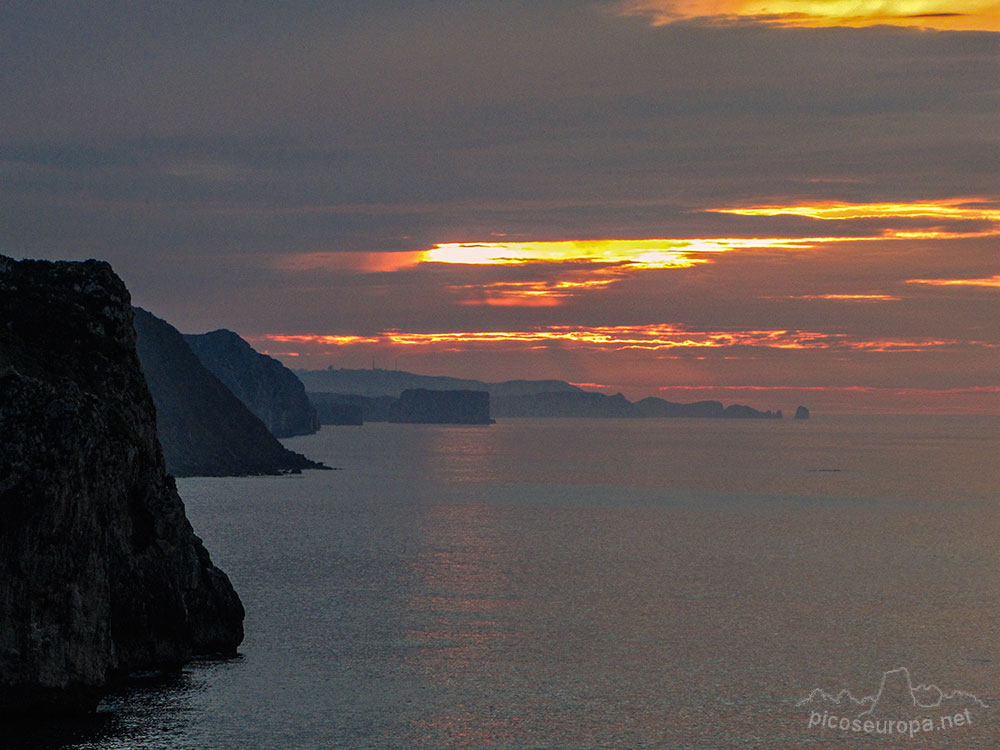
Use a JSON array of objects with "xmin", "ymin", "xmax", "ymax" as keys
[
  {"xmin": 0, "ymin": 256, "xmax": 244, "ymax": 714},
  {"xmin": 795, "ymin": 405, "xmax": 810, "ymax": 420}
]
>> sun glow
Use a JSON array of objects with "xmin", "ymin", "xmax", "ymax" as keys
[
  {"xmin": 271, "ymin": 197, "xmax": 998, "ymax": 307},
  {"xmin": 907, "ymin": 275, "xmax": 1000, "ymax": 288},
  {"xmin": 713, "ymin": 199, "xmax": 1000, "ymax": 223},
  {"xmin": 618, "ymin": 0, "xmax": 1000, "ymax": 30},
  {"xmin": 420, "ymin": 238, "xmax": 816, "ymax": 268},
  {"xmin": 260, "ymin": 325, "xmax": 969, "ymax": 354}
]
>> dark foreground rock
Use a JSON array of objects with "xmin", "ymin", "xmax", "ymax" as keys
[
  {"xmin": 0, "ymin": 256, "xmax": 244, "ymax": 714},
  {"xmin": 133, "ymin": 308, "xmax": 326, "ymax": 476},
  {"xmin": 184, "ymin": 329, "xmax": 318, "ymax": 438}
]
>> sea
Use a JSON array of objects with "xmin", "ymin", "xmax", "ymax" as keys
[{"xmin": 13, "ymin": 415, "xmax": 1000, "ymax": 749}]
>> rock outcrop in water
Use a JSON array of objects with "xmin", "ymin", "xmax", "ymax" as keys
[
  {"xmin": 795, "ymin": 405, "xmax": 810, "ymax": 420},
  {"xmin": 723, "ymin": 404, "xmax": 782, "ymax": 419},
  {"xmin": 0, "ymin": 256, "xmax": 244, "ymax": 714},
  {"xmin": 389, "ymin": 388, "xmax": 492, "ymax": 424},
  {"xmin": 184, "ymin": 329, "xmax": 318, "ymax": 438},
  {"xmin": 133, "ymin": 308, "xmax": 326, "ymax": 477}
]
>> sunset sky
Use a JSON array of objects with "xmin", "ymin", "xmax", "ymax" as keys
[{"xmin": 2, "ymin": 1, "xmax": 998, "ymax": 413}]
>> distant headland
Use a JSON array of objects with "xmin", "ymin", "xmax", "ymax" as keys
[{"xmin": 297, "ymin": 367, "xmax": 809, "ymax": 424}]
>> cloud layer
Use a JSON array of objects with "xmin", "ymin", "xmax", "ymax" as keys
[{"xmin": 2, "ymin": 2, "xmax": 997, "ymax": 411}]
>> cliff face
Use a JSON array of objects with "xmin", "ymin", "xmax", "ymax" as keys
[
  {"xmin": 184, "ymin": 329, "xmax": 318, "ymax": 438},
  {"xmin": 389, "ymin": 389, "xmax": 492, "ymax": 424},
  {"xmin": 133, "ymin": 309, "xmax": 326, "ymax": 477},
  {"xmin": 0, "ymin": 256, "xmax": 244, "ymax": 714}
]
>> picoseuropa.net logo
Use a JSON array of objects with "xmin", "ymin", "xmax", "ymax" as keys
[{"xmin": 798, "ymin": 667, "xmax": 989, "ymax": 740}]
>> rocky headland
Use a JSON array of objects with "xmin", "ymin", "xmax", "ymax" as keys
[
  {"xmin": 184, "ymin": 329, "xmax": 318, "ymax": 438},
  {"xmin": 302, "ymin": 367, "xmax": 797, "ymax": 422},
  {"xmin": 133, "ymin": 308, "xmax": 326, "ymax": 477}
]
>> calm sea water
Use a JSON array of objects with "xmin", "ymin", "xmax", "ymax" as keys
[{"xmin": 16, "ymin": 416, "xmax": 1000, "ymax": 749}]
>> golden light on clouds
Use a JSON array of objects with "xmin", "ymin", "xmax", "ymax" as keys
[
  {"xmin": 907, "ymin": 274, "xmax": 1000, "ymax": 287},
  {"xmin": 781, "ymin": 293, "xmax": 902, "ymax": 301},
  {"xmin": 449, "ymin": 277, "xmax": 621, "ymax": 306},
  {"xmin": 272, "ymin": 197, "xmax": 998, "ymax": 307},
  {"xmin": 261, "ymin": 325, "xmax": 967, "ymax": 353},
  {"xmin": 421, "ymin": 239, "xmax": 723, "ymax": 268},
  {"xmin": 619, "ymin": 0, "xmax": 1000, "ymax": 30},
  {"xmin": 714, "ymin": 199, "xmax": 1000, "ymax": 223}
]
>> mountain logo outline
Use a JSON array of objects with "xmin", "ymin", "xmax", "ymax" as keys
[{"xmin": 797, "ymin": 666, "xmax": 989, "ymax": 716}]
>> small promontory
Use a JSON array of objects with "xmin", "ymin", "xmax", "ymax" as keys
[{"xmin": 0, "ymin": 256, "xmax": 244, "ymax": 714}]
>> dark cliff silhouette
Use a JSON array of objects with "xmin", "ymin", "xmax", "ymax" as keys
[
  {"xmin": 184, "ymin": 328, "xmax": 318, "ymax": 438},
  {"xmin": 304, "ymin": 368, "xmax": 794, "ymax": 421},
  {"xmin": 493, "ymin": 392, "xmax": 783, "ymax": 419},
  {"xmin": 389, "ymin": 389, "xmax": 492, "ymax": 424},
  {"xmin": 296, "ymin": 367, "xmax": 582, "ymax": 398},
  {"xmin": 310, "ymin": 392, "xmax": 392, "ymax": 424},
  {"xmin": 0, "ymin": 256, "xmax": 244, "ymax": 714},
  {"xmin": 133, "ymin": 308, "xmax": 326, "ymax": 477}
]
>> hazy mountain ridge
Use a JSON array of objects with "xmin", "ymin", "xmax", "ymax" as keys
[
  {"xmin": 295, "ymin": 367, "xmax": 582, "ymax": 399},
  {"xmin": 304, "ymin": 368, "xmax": 791, "ymax": 420}
]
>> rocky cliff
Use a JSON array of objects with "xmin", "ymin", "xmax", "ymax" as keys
[
  {"xmin": 0, "ymin": 256, "xmax": 244, "ymax": 714},
  {"xmin": 184, "ymin": 329, "xmax": 318, "ymax": 438},
  {"xmin": 389, "ymin": 389, "xmax": 492, "ymax": 424},
  {"xmin": 133, "ymin": 309, "xmax": 326, "ymax": 477}
]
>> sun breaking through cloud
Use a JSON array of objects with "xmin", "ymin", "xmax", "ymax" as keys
[
  {"xmin": 617, "ymin": 0, "xmax": 1000, "ymax": 30},
  {"xmin": 907, "ymin": 275, "xmax": 1000, "ymax": 288}
]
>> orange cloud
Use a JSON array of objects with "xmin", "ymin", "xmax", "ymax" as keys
[
  {"xmin": 270, "ymin": 198, "xmax": 997, "ymax": 307},
  {"xmin": 777, "ymin": 294, "xmax": 902, "ymax": 301},
  {"xmin": 274, "ymin": 250, "xmax": 423, "ymax": 272},
  {"xmin": 618, "ymin": 1, "xmax": 1000, "ymax": 30},
  {"xmin": 713, "ymin": 198, "xmax": 1000, "ymax": 224},
  {"xmin": 448, "ymin": 275, "xmax": 623, "ymax": 306},
  {"xmin": 259, "ymin": 325, "xmax": 969, "ymax": 354},
  {"xmin": 421, "ymin": 239, "xmax": 727, "ymax": 268},
  {"xmin": 906, "ymin": 274, "xmax": 1000, "ymax": 288}
]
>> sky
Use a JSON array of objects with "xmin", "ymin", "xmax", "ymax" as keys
[{"xmin": 2, "ymin": 1, "xmax": 998, "ymax": 413}]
